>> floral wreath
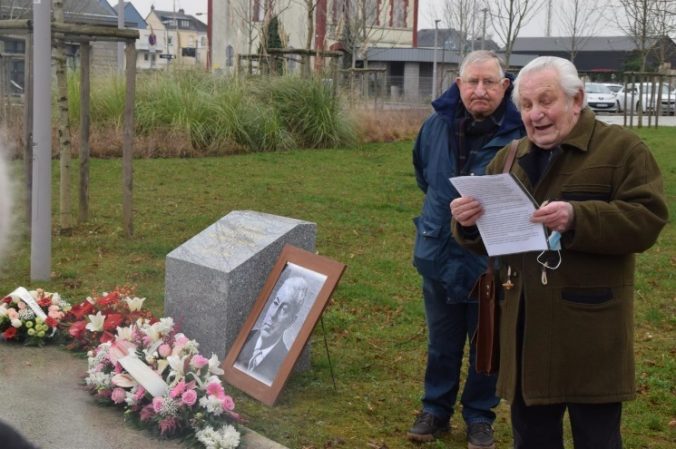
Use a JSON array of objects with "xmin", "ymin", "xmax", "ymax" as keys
[{"xmin": 0, "ymin": 287, "xmax": 71, "ymax": 346}]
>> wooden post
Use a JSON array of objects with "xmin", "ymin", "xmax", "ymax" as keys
[
  {"xmin": 122, "ymin": 41, "xmax": 136, "ymax": 237},
  {"xmin": 79, "ymin": 42, "xmax": 91, "ymax": 223},
  {"xmin": 23, "ymin": 32, "xmax": 33, "ymax": 231}
]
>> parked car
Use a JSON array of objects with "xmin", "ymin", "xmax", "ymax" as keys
[
  {"xmin": 616, "ymin": 82, "xmax": 676, "ymax": 114},
  {"xmin": 585, "ymin": 83, "xmax": 619, "ymax": 113},
  {"xmin": 602, "ymin": 83, "xmax": 623, "ymax": 94}
]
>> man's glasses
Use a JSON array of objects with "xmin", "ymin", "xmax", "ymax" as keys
[{"xmin": 462, "ymin": 78, "xmax": 504, "ymax": 90}]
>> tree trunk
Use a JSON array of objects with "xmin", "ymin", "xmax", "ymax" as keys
[{"xmin": 54, "ymin": 0, "xmax": 72, "ymax": 233}]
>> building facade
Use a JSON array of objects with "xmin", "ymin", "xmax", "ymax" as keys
[{"xmin": 210, "ymin": 0, "xmax": 419, "ymax": 74}]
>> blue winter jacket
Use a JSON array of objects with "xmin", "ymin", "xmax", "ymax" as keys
[{"xmin": 412, "ymin": 76, "xmax": 525, "ymax": 302}]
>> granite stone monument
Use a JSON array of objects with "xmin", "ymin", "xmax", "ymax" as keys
[{"xmin": 164, "ymin": 210, "xmax": 316, "ymax": 364}]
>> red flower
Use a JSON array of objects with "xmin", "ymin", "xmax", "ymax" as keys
[
  {"xmin": 104, "ymin": 313, "xmax": 123, "ymax": 331},
  {"xmin": 97, "ymin": 291, "xmax": 120, "ymax": 307},
  {"xmin": 68, "ymin": 320, "xmax": 87, "ymax": 339},
  {"xmin": 37, "ymin": 295, "xmax": 52, "ymax": 308},
  {"xmin": 2, "ymin": 296, "xmax": 11, "ymax": 304},
  {"xmin": 70, "ymin": 301, "xmax": 94, "ymax": 320},
  {"xmin": 100, "ymin": 331, "xmax": 115, "ymax": 344},
  {"xmin": 45, "ymin": 316, "xmax": 58, "ymax": 328},
  {"xmin": 2, "ymin": 327, "xmax": 17, "ymax": 340}
]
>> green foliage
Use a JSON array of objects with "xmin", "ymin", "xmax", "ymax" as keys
[
  {"xmin": 1, "ymin": 129, "xmax": 674, "ymax": 448},
  {"xmin": 65, "ymin": 70, "xmax": 354, "ymax": 153}
]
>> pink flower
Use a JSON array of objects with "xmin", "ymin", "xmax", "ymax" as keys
[
  {"xmin": 152, "ymin": 396, "xmax": 164, "ymax": 413},
  {"xmin": 139, "ymin": 404, "xmax": 155, "ymax": 422},
  {"xmin": 206, "ymin": 381, "xmax": 225, "ymax": 399},
  {"xmin": 191, "ymin": 354, "xmax": 208, "ymax": 369},
  {"xmin": 133, "ymin": 386, "xmax": 146, "ymax": 402},
  {"xmin": 170, "ymin": 380, "xmax": 186, "ymax": 399},
  {"xmin": 174, "ymin": 333, "xmax": 189, "ymax": 348},
  {"xmin": 181, "ymin": 389, "xmax": 197, "ymax": 406},
  {"xmin": 17, "ymin": 301, "xmax": 25, "ymax": 310},
  {"xmin": 158, "ymin": 343, "xmax": 172, "ymax": 358},
  {"xmin": 221, "ymin": 395, "xmax": 235, "ymax": 411},
  {"xmin": 158, "ymin": 417, "xmax": 178, "ymax": 435},
  {"xmin": 111, "ymin": 388, "xmax": 126, "ymax": 404}
]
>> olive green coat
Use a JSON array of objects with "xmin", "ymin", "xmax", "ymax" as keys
[{"xmin": 454, "ymin": 109, "xmax": 668, "ymax": 406}]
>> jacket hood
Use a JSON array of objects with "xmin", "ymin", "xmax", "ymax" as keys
[{"xmin": 431, "ymin": 72, "xmax": 522, "ymax": 132}]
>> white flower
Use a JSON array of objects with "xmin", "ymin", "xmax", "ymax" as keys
[
  {"xmin": 208, "ymin": 354, "xmax": 224, "ymax": 376},
  {"xmin": 167, "ymin": 354, "xmax": 187, "ymax": 380},
  {"xmin": 124, "ymin": 296, "xmax": 145, "ymax": 312},
  {"xmin": 116, "ymin": 326, "xmax": 133, "ymax": 341},
  {"xmin": 50, "ymin": 293, "xmax": 61, "ymax": 305},
  {"xmin": 112, "ymin": 373, "xmax": 136, "ymax": 388},
  {"xmin": 155, "ymin": 317, "xmax": 174, "ymax": 335},
  {"xmin": 86, "ymin": 311, "xmax": 106, "ymax": 332},
  {"xmin": 196, "ymin": 425, "xmax": 240, "ymax": 449},
  {"xmin": 85, "ymin": 296, "xmax": 95, "ymax": 304},
  {"xmin": 199, "ymin": 395, "xmax": 224, "ymax": 416},
  {"xmin": 11, "ymin": 318, "xmax": 22, "ymax": 328}
]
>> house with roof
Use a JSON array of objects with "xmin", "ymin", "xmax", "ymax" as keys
[
  {"xmin": 511, "ymin": 36, "xmax": 676, "ymax": 75},
  {"xmin": 0, "ymin": 0, "xmax": 121, "ymax": 93},
  {"xmin": 98, "ymin": 1, "xmax": 165, "ymax": 70},
  {"xmin": 145, "ymin": 6, "xmax": 208, "ymax": 69}
]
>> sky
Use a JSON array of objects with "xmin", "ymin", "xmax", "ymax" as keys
[{"xmin": 418, "ymin": 0, "xmax": 625, "ymax": 37}]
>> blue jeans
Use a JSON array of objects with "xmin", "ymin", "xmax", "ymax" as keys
[{"xmin": 421, "ymin": 277, "xmax": 499, "ymax": 424}]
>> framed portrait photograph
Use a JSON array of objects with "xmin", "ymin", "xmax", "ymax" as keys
[{"xmin": 222, "ymin": 244, "xmax": 346, "ymax": 406}]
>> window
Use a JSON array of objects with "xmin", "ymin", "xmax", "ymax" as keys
[
  {"xmin": 391, "ymin": 0, "xmax": 407, "ymax": 27},
  {"xmin": 180, "ymin": 19, "xmax": 190, "ymax": 28},
  {"xmin": 252, "ymin": 0, "xmax": 265, "ymax": 22},
  {"xmin": 182, "ymin": 47, "xmax": 196, "ymax": 57}
]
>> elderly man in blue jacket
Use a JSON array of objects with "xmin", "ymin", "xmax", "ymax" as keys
[{"xmin": 409, "ymin": 50, "xmax": 525, "ymax": 449}]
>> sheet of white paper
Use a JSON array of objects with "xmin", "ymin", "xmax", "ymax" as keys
[
  {"xmin": 118, "ymin": 354, "xmax": 169, "ymax": 398},
  {"xmin": 9, "ymin": 287, "xmax": 48, "ymax": 320},
  {"xmin": 450, "ymin": 173, "xmax": 548, "ymax": 256}
]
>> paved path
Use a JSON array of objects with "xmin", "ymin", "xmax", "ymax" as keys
[{"xmin": 0, "ymin": 343, "xmax": 287, "ymax": 449}]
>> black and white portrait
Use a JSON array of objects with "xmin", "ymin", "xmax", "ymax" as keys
[{"xmin": 234, "ymin": 262, "xmax": 326, "ymax": 385}]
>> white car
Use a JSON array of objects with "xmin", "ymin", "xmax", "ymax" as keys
[
  {"xmin": 602, "ymin": 83, "xmax": 623, "ymax": 94},
  {"xmin": 585, "ymin": 83, "xmax": 619, "ymax": 113},
  {"xmin": 616, "ymin": 83, "xmax": 676, "ymax": 115}
]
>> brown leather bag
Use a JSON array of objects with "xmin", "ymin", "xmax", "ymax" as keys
[{"xmin": 471, "ymin": 140, "xmax": 519, "ymax": 375}]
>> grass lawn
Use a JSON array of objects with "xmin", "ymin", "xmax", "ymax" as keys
[{"xmin": 0, "ymin": 128, "xmax": 673, "ymax": 449}]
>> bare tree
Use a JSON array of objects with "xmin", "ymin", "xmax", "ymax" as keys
[
  {"xmin": 332, "ymin": 0, "xmax": 387, "ymax": 68},
  {"xmin": 651, "ymin": 0, "xmax": 676, "ymax": 69},
  {"xmin": 615, "ymin": 0, "xmax": 658, "ymax": 72},
  {"xmin": 488, "ymin": 0, "xmax": 545, "ymax": 67},
  {"xmin": 441, "ymin": 0, "xmax": 480, "ymax": 59},
  {"xmin": 557, "ymin": 0, "xmax": 607, "ymax": 63},
  {"xmin": 54, "ymin": 0, "xmax": 73, "ymax": 233}
]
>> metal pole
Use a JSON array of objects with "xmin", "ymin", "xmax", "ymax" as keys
[
  {"xmin": 432, "ymin": 19, "xmax": 440, "ymax": 99},
  {"xmin": 31, "ymin": 0, "xmax": 51, "ymax": 280},
  {"xmin": 481, "ymin": 8, "xmax": 488, "ymax": 50},
  {"xmin": 117, "ymin": 0, "xmax": 124, "ymax": 73}
]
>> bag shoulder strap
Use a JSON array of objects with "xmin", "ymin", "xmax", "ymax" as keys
[{"xmin": 502, "ymin": 139, "xmax": 520, "ymax": 174}]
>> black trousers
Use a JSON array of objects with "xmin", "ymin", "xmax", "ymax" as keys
[
  {"xmin": 511, "ymin": 393, "xmax": 623, "ymax": 449},
  {"xmin": 511, "ymin": 300, "xmax": 623, "ymax": 449}
]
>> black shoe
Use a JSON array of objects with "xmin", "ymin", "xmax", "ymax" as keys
[
  {"xmin": 407, "ymin": 411, "xmax": 450, "ymax": 442},
  {"xmin": 467, "ymin": 422, "xmax": 495, "ymax": 449}
]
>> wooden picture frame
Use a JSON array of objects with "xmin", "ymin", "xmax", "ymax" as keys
[{"xmin": 222, "ymin": 244, "xmax": 346, "ymax": 406}]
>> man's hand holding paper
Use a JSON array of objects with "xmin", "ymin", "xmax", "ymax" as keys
[{"xmin": 450, "ymin": 174, "xmax": 554, "ymax": 256}]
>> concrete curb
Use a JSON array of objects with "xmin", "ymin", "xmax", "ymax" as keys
[{"xmin": 0, "ymin": 343, "xmax": 288, "ymax": 449}]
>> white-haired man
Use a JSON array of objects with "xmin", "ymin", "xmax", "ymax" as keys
[{"xmin": 451, "ymin": 56, "xmax": 667, "ymax": 448}]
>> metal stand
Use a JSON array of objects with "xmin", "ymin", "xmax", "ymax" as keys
[{"xmin": 320, "ymin": 316, "xmax": 337, "ymax": 391}]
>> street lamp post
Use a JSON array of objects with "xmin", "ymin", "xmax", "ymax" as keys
[
  {"xmin": 432, "ymin": 19, "xmax": 441, "ymax": 99},
  {"xmin": 481, "ymin": 8, "xmax": 488, "ymax": 50}
]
